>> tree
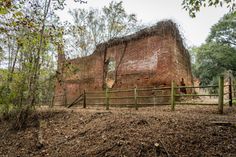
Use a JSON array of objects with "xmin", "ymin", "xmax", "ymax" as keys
[
  {"xmin": 182, "ymin": 0, "xmax": 236, "ymax": 17},
  {"xmin": 191, "ymin": 11, "xmax": 236, "ymax": 86},
  {"xmin": 67, "ymin": 1, "xmax": 141, "ymax": 58},
  {"xmin": 0, "ymin": 0, "xmax": 55, "ymax": 109},
  {"xmin": 192, "ymin": 43, "xmax": 236, "ymax": 85},
  {"xmin": 0, "ymin": 0, "xmax": 82, "ymax": 127},
  {"xmin": 207, "ymin": 11, "xmax": 236, "ymax": 46},
  {"xmin": 0, "ymin": 0, "xmax": 86, "ymax": 103}
]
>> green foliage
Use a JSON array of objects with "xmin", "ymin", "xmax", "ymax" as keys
[
  {"xmin": 182, "ymin": 0, "xmax": 236, "ymax": 17},
  {"xmin": 0, "ymin": 0, "xmax": 70, "ymax": 125},
  {"xmin": 233, "ymin": 99, "xmax": 236, "ymax": 105},
  {"xmin": 192, "ymin": 43, "xmax": 236, "ymax": 85},
  {"xmin": 191, "ymin": 12, "xmax": 236, "ymax": 86},
  {"xmin": 0, "ymin": 0, "xmax": 12, "ymax": 15},
  {"xmin": 207, "ymin": 11, "xmax": 236, "ymax": 46}
]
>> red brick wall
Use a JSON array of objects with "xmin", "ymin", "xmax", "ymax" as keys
[
  {"xmin": 172, "ymin": 38, "xmax": 192, "ymax": 87},
  {"xmin": 54, "ymin": 33, "xmax": 193, "ymax": 105}
]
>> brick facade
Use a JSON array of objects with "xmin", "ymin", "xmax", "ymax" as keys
[{"xmin": 54, "ymin": 20, "xmax": 193, "ymax": 106}]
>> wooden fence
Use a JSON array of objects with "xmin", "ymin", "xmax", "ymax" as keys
[{"xmin": 68, "ymin": 76, "xmax": 235, "ymax": 114}]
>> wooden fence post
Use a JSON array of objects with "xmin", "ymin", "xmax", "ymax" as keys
[
  {"xmin": 50, "ymin": 94, "xmax": 55, "ymax": 108},
  {"xmin": 153, "ymin": 87, "xmax": 156, "ymax": 106},
  {"xmin": 83, "ymin": 90, "xmax": 86, "ymax": 108},
  {"xmin": 105, "ymin": 87, "xmax": 109, "ymax": 110},
  {"xmin": 171, "ymin": 81, "xmax": 176, "ymax": 111},
  {"xmin": 134, "ymin": 86, "xmax": 138, "ymax": 110},
  {"xmin": 218, "ymin": 76, "xmax": 224, "ymax": 114},
  {"xmin": 229, "ymin": 76, "xmax": 233, "ymax": 107}
]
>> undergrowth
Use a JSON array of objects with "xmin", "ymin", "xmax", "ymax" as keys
[{"xmin": 0, "ymin": 104, "xmax": 38, "ymax": 130}]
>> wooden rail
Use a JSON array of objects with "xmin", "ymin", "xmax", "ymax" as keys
[
  {"xmin": 137, "ymin": 87, "xmax": 171, "ymax": 91},
  {"xmin": 67, "ymin": 93, "xmax": 84, "ymax": 108},
  {"xmin": 175, "ymin": 94, "xmax": 218, "ymax": 97},
  {"xmin": 67, "ymin": 75, "xmax": 235, "ymax": 114},
  {"xmin": 176, "ymin": 102, "xmax": 218, "ymax": 105},
  {"xmin": 176, "ymin": 85, "xmax": 218, "ymax": 89}
]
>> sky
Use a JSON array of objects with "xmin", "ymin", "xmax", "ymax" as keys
[{"xmin": 56, "ymin": 0, "xmax": 230, "ymax": 47}]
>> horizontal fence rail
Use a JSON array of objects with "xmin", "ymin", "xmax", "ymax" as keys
[
  {"xmin": 65, "ymin": 75, "xmax": 235, "ymax": 114},
  {"xmin": 176, "ymin": 85, "xmax": 218, "ymax": 89},
  {"xmin": 175, "ymin": 94, "xmax": 219, "ymax": 97}
]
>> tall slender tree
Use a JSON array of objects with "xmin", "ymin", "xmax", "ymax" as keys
[{"xmin": 67, "ymin": 1, "xmax": 141, "ymax": 58}]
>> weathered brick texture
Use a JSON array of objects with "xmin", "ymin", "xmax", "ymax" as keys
[{"xmin": 54, "ymin": 20, "xmax": 193, "ymax": 106}]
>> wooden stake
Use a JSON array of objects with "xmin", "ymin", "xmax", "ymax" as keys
[
  {"xmin": 134, "ymin": 86, "xmax": 138, "ymax": 110},
  {"xmin": 105, "ymin": 87, "xmax": 109, "ymax": 110},
  {"xmin": 229, "ymin": 76, "xmax": 233, "ymax": 107},
  {"xmin": 218, "ymin": 76, "xmax": 224, "ymax": 114},
  {"xmin": 83, "ymin": 90, "xmax": 86, "ymax": 108},
  {"xmin": 171, "ymin": 81, "xmax": 176, "ymax": 111}
]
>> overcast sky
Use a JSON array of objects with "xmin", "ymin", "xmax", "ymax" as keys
[{"xmin": 56, "ymin": 0, "xmax": 229, "ymax": 47}]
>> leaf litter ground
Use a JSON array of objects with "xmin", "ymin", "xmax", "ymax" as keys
[{"xmin": 0, "ymin": 105, "xmax": 235, "ymax": 156}]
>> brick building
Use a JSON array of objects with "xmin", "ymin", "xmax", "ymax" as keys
[{"xmin": 54, "ymin": 20, "xmax": 193, "ymax": 106}]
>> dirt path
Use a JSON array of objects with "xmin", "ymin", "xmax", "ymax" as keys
[{"xmin": 0, "ymin": 105, "xmax": 236, "ymax": 156}]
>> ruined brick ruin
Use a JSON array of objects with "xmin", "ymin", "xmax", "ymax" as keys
[{"xmin": 54, "ymin": 20, "xmax": 193, "ymax": 106}]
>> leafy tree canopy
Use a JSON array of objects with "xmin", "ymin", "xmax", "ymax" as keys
[
  {"xmin": 193, "ymin": 43, "xmax": 236, "ymax": 85},
  {"xmin": 191, "ymin": 11, "xmax": 236, "ymax": 85},
  {"xmin": 182, "ymin": 0, "xmax": 236, "ymax": 17},
  {"xmin": 207, "ymin": 11, "xmax": 236, "ymax": 46}
]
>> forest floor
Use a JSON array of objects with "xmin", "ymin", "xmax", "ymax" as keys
[{"xmin": 0, "ymin": 105, "xmax": 236, "ymax": 157}]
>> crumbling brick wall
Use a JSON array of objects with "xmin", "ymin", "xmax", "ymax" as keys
[{"xmin": 54, "ymin": 20, "xmax": 193, "ymax": 106}]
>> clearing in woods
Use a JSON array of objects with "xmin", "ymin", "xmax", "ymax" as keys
[{"xmin": 0, "ymin": 105, "xmax": 235, "ymax": 156}]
